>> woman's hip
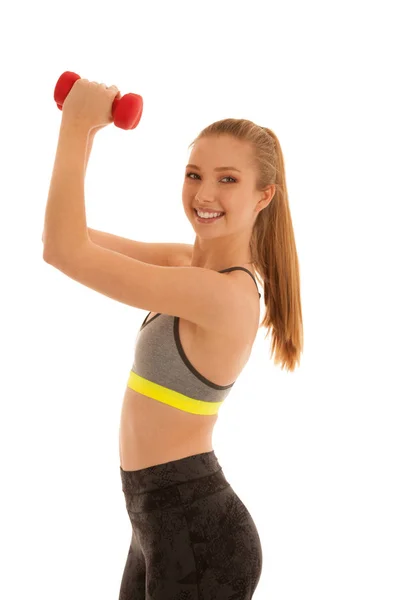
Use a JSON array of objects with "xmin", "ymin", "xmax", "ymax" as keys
[{"xmin": 119, "ymin": 449, "xmax": 263, "ymax": 576}]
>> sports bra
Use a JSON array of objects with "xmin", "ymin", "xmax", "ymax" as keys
[{"xmin": 126, "ymin": 267, "xmax": 261, "ymax": 416}]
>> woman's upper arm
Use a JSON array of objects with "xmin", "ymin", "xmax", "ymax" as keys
[{"xmin": 87, "ymin": 228, "xmax": 193, "ymax": 267}]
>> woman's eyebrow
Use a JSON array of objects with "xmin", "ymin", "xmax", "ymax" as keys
[{"xmin": 186, "ymin": 163, "xmax": 242, "ymax": 173}]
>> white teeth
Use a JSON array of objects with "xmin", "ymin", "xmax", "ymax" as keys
[{"xmin": 196, "ymin": 210, "xmax": 224, "ymax": 219}]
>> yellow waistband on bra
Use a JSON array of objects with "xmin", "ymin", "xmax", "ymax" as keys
[{"xmin": 127, "ymin": 371, "xmax": 223, "ymax": 416}]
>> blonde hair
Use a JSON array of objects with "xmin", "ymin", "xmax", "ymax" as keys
[{"xmin": 189, "ymin": 118, "xmax": 303, "ymax": 372}]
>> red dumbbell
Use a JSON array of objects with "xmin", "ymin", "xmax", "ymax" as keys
[{"xmin": 54, "ymin": 71, "xmax": 143, "ymax": 130}]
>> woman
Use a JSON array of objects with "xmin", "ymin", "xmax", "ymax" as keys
[{"xmin": 44, "ymin": 99, "xmax": 303, "ymax": 599}]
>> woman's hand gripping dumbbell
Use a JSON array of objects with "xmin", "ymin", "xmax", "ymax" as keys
[{"xmin": 54, "ymin": 71, "xmax": 143, "ymax": 130}]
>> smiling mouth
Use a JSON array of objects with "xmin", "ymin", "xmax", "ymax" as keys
[
  {"xmin": 194, "ymin": 208, "xmax": 225, "ymax": 219},
  {"xmin": 194, "ymin": 209, "xmax": 225, "ymax": 222}
]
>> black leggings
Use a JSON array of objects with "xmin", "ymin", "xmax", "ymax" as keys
[{"xmin": 119, "ymin": 450, "xmax": 263, "ymax": 599}]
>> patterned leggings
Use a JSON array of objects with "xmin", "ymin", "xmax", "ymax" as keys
[{"xmin": 119, "ymin": 450, "xmax": 263, "ymax": 599}]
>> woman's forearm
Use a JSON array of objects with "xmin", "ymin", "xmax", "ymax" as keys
[
  {"xmin": 85, "ymin": 132, "xmax": 95, "ymax": 175},
  {"xmin": 43, "ymin": 120, "xmax": 91, "ymax": 258},
  {"xmin": 42, "ymin": 129, "xmax": 95, "ymax": 244}
]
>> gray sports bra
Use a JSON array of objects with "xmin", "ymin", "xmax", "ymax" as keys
[{"xmin": 126, "ymin": 267, "xmax": 260, "ymax": 415}]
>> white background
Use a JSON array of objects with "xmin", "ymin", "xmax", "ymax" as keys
[{"xmin": 1, "ymin": 1, "xmax": 399, "ymax": 598}]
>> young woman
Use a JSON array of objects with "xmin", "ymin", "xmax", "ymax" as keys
[{"xmin": 43, "ymin": 111, "xmax": 303, "ymax": 599}]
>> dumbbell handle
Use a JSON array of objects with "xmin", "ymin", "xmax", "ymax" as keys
[{"xmin": 54, "ymin": 71, "xmax": 143, "ymax": 130}]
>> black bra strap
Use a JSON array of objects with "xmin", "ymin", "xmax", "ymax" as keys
[{"xmin": 218, "ymin": 267, "xmax": 261, "ymax": 298}]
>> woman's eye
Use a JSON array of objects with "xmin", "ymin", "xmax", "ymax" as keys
[{"xmin": 185, "ymin": 172, "xmax": 236, "ymax": 183}]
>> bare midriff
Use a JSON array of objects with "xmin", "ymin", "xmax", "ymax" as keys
[
  {"xmin": 118, "ymin": 270, "xmax": 259, "ymax": 472},
  {"xmin": 119, "ymin": 384, "xmax": 218, "ymax": 471}
]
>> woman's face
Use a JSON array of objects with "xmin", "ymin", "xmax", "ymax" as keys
[{"xmin": 182, "ymin": 135, "xmax": 260, "ymax": 238}]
